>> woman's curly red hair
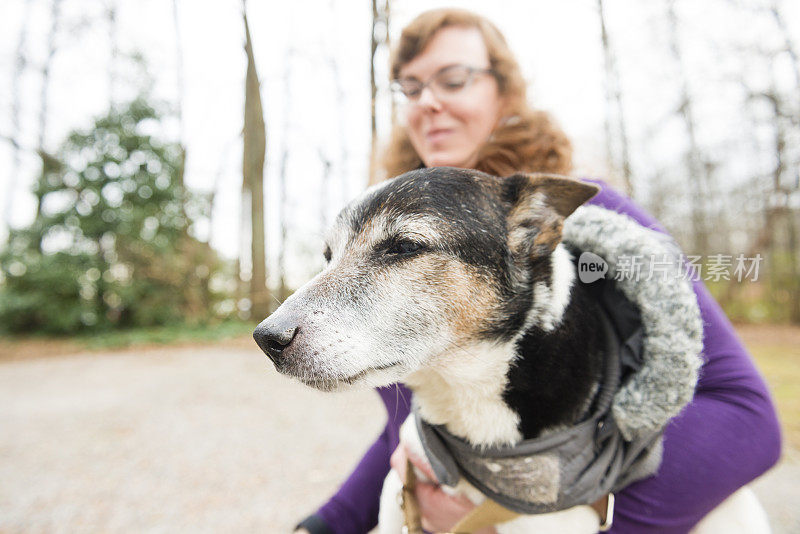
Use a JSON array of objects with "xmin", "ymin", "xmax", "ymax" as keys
[{"xmin": 375, "ymin": 8, "xmax": 573, "ymax": 184}]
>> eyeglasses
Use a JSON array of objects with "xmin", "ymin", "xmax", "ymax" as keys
[{"xmin": 390, "ymin": 64, "xmax": 496, "ymax": 102}]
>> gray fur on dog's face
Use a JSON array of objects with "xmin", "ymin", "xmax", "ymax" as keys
[{"xmin": 254, "ymin": 167, "xmax": 597, "ymax": 391}]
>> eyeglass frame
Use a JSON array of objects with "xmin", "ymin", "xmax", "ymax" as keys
[{"xmin": 390, "ymin": 64, "xmax": 497, "ymax": 102}]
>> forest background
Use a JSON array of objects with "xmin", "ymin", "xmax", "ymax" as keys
[{"xmin": 1, "ymin": 0, "xmax": 798, "ymax": 332}]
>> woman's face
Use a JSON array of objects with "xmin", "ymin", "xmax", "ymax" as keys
[{"xmin": 398, "ymin": 26, "xmax": 505, "ymax": 170}]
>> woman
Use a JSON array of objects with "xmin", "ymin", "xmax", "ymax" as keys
[{"xmin": 297, "ymin": 8, "xmax": 781, "ymax": 534}]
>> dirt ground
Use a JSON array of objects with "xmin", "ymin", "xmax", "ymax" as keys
[
  {"xmin": 734, "ymin": 322, "xmax": 800, "ymax": 347},
  {"xmin": 0, "ymin": 345, "xmax": 385, "ymax": 532},
  {"xmin": 0, "ymin": 326, "xmax": 798, "ymax": 533}
]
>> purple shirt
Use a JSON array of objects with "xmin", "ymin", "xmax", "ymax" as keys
[{"xmin": 310, "ymin": 180, "xmax": 781, "ymax": 533}]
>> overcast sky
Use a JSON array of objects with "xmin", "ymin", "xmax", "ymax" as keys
[{"xmin": 2, "ymin": 0, "xmax": 798, "ymax": 285}]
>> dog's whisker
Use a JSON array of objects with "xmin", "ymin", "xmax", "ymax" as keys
[
  {"xmin": 393, "ymin": 384, "xmax": 400, "ymax": 421},
  {"xmin": 442, "ymin": 338, "xmax": 486, "ymax": 363},
  {"xmin": 394, "ymin": 383, "xmax": 410, "ymax": 420},
  {"xmin": 268, "ymin": 291, "xmax": 284, "ymax": 307}
]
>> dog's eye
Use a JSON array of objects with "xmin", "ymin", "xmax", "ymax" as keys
[
  {"xmin": 387, "ymin": 240, "xmax": 423, "ymax": 256},
  {"xmin": 323, "ymin": 246, "xmax": 332, "ymax": 263}
]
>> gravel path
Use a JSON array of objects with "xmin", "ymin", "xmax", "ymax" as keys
[
  {"xmin": 0, "ymin": 345, "xmax": 797, "ymax": 533},
  {"xmin": 0, "ymin": 347, "xmax": 385, "ymax": 532}
]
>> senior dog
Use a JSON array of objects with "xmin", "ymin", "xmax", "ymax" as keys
[{"xmin": 254, "ymin": 168, "xmax": 769, "ymax": 533}]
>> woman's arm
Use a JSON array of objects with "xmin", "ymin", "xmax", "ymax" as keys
[
  {"xmin": 609, "ymin": 279, "xmax": 782, "ymax": 532},
  {"xmin": 586, "ymin": 180, "xmax": 782, "ymax": 532},
  {"xmin": 297, "ymin": 385, "xmax": 412, "ymax": 534}
]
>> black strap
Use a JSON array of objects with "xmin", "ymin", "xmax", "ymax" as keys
[{"xmin": 295, "ymin": 514, "xmax": 333, "ymax": 534}]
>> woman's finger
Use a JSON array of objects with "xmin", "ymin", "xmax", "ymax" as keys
[
  {"xmin": 389, "ymin": 444, "xmax": 407, "ymax": 480},
  {"xmin": 415, "ymin": 481, "xmax": 476, "ymax": 532}
]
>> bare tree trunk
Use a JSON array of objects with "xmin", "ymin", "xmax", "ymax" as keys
[
  {"xmin": 717, "ymin": 1, "xmax": 800, "ymax": 321},
  {"xmin": 172, "ymin": 0, "xmax": 185, "ymax": 139},
  {"xmin": 30, "ymin": 0, "xmax": 64, "ymax": 250},
  {"xmin": 277, "ymin": 49, "xmax": 293, "ymax": 303},
  {"xmin": 368, "ymin": 0, "xmax": 391, "ymax": 183},
  {"xmin": 384, "ymin": 0, "xmax": 394, "ymax": 126},
  {"xmin": 171, "ymin": 0, "xmax": 188, "ymax": 221},
  {"xmin": 237, "ymin": 190, "xmax": 250, "ymax": 306},
  {"xmin": 770, "ymin": 1, "xmax": 800, "ymax": 91},
  {"xmin": 324, "ymin": 0, "xmax": 352, "ymax": 201},
  {"xmin": 106, "ymin": 0, "xmax": 119, "ymax": 108},
  {"xmin": 327, "ymin": 51, "xmax": 350, "ymax": 206},
  {"xmin": 4, "ymin": 0, "xmax": 34, "ymax": 233},
  {"xmin": 787, "ymin": 212, "xmax": 800, "ymax": 323},
  {"xmin": 721, "ymin": 86, "xmax": 798, "ymax": 321},
  {"xmin": 597, "ymin": 0, "xmax": 634, "ymax": 197},
  {"xmin": 242, "ymin": 5, "xmax": 269, "ymax": 319},
  {"xmin": 171, "ymin": 0, "xmax": 211, "ymax": 311},
  {"xmin": 719, "ymin": 196, "xmax": 776, "ymax": 310},
  {"xmin": 666, "ymin": 0, "xmax": 712, "ymax": 254},
  {"xmin": 767, "ymin": 1, "xmax": 800, "ymax": 322},
  {"xmin": 598, "ymin": 0, "xmax": 615, "ymax": 186},
  {"xmin": 319, "ymin": 149, "xmax": 332, "ymax": 232},
  {"xmin": 369, "ymin": 0, "xmax": 379, "ymax": 181},
  {"xmin": 209, "ymin": 137, "xmax": 236, "ymax": 251},
  {"xmin": 38, "ymin": 0, "xmax": 63, "ymax": 170},
  {"xmin": 763, "ymin": 89, "xmax": 799, "ymax": 323}
]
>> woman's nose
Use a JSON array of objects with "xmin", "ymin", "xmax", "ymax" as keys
[{"xmin": 416, "ymin": 86, "xmax": 443, "ymax": 111}]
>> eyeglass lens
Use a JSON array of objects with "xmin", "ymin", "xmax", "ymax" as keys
[{"xmin": 394, "ymin": 65, "xmax": 487, "ymax": 101}]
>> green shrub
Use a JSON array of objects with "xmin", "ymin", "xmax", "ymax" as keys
[{"xmin": 0, "ymin": 97, "xmax": 227, "ymax": 335}]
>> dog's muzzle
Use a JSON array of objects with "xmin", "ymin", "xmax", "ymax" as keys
[{"xmin": 253, "ymin": 319, "xmax": 299, "ymax": 367}]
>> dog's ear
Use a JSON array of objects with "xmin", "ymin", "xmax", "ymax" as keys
[{"xmin": 503, "ymin": 174, "xmax": 599, "ymax": 257}]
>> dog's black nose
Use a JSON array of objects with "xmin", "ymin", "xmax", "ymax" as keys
[{"xmin": 253, "ymin": 323, "xmax": 299, "ymax": 365}]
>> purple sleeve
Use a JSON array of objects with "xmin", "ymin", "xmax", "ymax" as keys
[
  {"xmin": 314, "ymin": 385, "xmax": 411, "ymax": 534},
  {"xmin": 586, "ymin": 180, "xmax": 782, "ymax": 532}
]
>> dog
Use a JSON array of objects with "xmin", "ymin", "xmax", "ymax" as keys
[{"xmin": 254, "ymin": 168, "xmax": 769, "ymax": 533}]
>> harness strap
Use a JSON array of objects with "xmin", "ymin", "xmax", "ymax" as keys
[
  {"xmin": 401, "ymin": 458, "xmax": 614, "ymax": 533},
  {"xmin": 449, "ymin": 498, "xmax": 520, "ymax": 532},
  {"xmin": 400, "ymin": 458, "xmax": 424, "ymax": 534}
]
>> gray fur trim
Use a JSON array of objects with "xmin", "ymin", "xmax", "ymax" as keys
[{"xmin": 562, "ymin": 205, "xmax": 703, "ymax": 440}]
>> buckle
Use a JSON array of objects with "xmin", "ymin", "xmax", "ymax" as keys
[{"xmin": 599, "ymin": 493, "xmax": 615, "ymax": 531}]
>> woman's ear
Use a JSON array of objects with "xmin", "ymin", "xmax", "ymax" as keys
[{"xmin": 503, "ymin": 173, "xmax": 599, "ymax": 258}]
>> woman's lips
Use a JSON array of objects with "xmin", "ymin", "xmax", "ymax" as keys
[{"xmin": 426, "ymin": 128, "xmax": 453, "ymax": 144}]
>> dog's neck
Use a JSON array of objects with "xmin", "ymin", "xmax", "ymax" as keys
[
  {"xmin": 404, "ymin": 339, "xmax": 525, "ymax": 447},
  {"xmin": 404, "ymin": 245, "xmax": 606, "ymax": 448}
]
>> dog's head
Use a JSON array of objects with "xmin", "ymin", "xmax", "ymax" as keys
[{"xmin": 253, "ymin": 168, "xmax": 598, "ymax": 391}]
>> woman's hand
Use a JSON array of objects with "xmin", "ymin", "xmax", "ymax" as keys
[{"xmin": 389, "ymin": 444, "xmax": 497, "ymax": 534}]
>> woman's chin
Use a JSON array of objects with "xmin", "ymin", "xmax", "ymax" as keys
[{"xmin": 423, "ymin": 154, "xmax": 472, "ymax": 169}]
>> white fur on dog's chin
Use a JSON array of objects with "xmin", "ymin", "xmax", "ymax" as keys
[
  {"xmin": 294, "ymin": 364, "xmax": 411, "ymax": 392},
  {"xmin": 404, "ymin": 339, "xmax": 522, "ymax": 448}
]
